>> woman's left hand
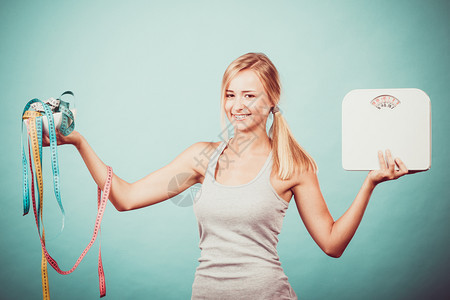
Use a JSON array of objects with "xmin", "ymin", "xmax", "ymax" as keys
[{"xmin": 368, "ymin": 149, "xmax": 413, "ymax": 187}]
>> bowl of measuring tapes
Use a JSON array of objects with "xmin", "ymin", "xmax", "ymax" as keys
[
  {"xmin": 24, "ymin": 108, "xmax": 76, "ymax": 137},
  {"xmin": 42, "ymin": 108, "xmax": 76, "ymax": 136}
]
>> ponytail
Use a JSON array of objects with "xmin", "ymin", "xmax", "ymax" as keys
[{"xmin": 269, "ymin": 110, "xmax": 318, "ymax": 180}]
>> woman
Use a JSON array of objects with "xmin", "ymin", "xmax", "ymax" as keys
[{"xmin": 47, "ymin": 53, "xmax": 412, "ymax": 299}]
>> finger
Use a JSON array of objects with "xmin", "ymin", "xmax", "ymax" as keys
[
  {"xmin": 394, "ymin": 157, "xmax": 408, "ymax": 177},
  {"xmin": 408, "ymin": 170, "xmax": 426, "ymax": 174},
  {"xmin": 385, "ymin": 149, "xmax": 395, "ymax": 172},
  {"xmin": 42, "ymin": 134, "xmax": 50, "ymax": 146},
  {"xmin": 378, "ymin": 150, "xmax": 387, "ymax": 170}
]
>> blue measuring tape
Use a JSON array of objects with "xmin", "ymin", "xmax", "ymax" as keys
[
  {"xmin": 21, "ymin": 91, "xmax": 75, "ymax": 232},
  {"xmin": 22, "ymin": 91, "xmax": 109, "ymax": 299}
]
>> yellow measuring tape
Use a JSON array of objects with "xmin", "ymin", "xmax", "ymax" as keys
[
  {"xmin": 23, "ymin": 98, "xmax": 111, "ymax": 299},
  {"xmin": 24, "ymin": 111, "xmax": 50, "ymax": 299}
]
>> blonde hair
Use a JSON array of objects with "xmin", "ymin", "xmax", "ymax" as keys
[{"xmin": 220, "ymin": 52, "xmax": 318, "ymax": 180}]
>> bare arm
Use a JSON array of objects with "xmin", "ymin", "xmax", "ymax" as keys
[
  {"xmin": 292, "ymin": 150, "xmax": 410, "ymax": 258},
  {"xmin": 74, "ymin": 133, "xmax": 130, "ymax": 211},
  {"xmin": 45, "ymin": 130, "xmax": 211, "ymax": 211}
]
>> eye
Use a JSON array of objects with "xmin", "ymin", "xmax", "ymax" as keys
[
  {"xmin": 245, "ymin": 94, "xmax": 256, "ymax": 99},
  {"xmin": 226, "ymin": 94, "xmax": 234, "ymax": 99}
]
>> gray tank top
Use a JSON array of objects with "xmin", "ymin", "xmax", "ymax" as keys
[{"xmin": 192, "ymin": 137, "xmax": 298, "ymax": 299}]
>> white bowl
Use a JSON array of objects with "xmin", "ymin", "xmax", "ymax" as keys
[{"xmin": 24, "ymin": 109, "xmax": 77, "ymax": 136}]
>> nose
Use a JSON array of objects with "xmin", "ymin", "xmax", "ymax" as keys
[{"xmin": 233, "ymin": 95, "xmax": 246, "ymax": 111}]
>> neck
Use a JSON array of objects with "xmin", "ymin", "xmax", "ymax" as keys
[{"xmin": 228, "ymin": 128, "xmax": 272, "ymax": 157}]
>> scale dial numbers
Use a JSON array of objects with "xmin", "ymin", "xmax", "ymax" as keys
[{"xmin": 370, "ymin": 95, "xmax": 401, "ymax": 110}]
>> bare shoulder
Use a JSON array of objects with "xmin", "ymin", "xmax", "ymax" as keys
[
  {"xmin": 289, "ymin": 167, "xmax": 319, "ymax": 192},
  {"xmin": 289, "ymin": 167, "xmax": 322, "ymax": 207},
  {"xmin": 183, "ymin": 141, "xmax": 221, "ymax": 182},
  {"xmin": 270, "ymin": 164, "xmax": 317, "ymax": 203}
]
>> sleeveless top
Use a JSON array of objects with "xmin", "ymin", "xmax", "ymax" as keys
[{"xmin": 191, "ymin": 138, "xmax": 298, "ymax": 300}]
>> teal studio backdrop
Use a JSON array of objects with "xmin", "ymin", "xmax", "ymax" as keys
[{"xmin": 1, "ymin": 0, "xmax": 449, "ymax": 299}]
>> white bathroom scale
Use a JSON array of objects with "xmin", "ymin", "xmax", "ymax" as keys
[{"xmin": 342, "ymin": 88, "xmax": 431, "ymax": 171}]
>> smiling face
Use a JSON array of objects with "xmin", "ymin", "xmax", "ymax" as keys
[{"xmin": 224, "ymin": 69, "xmax": 273, "ymax": 134}]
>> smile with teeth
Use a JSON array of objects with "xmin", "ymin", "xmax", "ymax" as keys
[{"xmin": 233, "ymin": 114, "xmax": 251, "ymax": 121}]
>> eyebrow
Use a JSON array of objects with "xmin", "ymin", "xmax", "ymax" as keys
[{"xmin": 226, "ymin": 90, "xmax": 257, "ymax": 93}]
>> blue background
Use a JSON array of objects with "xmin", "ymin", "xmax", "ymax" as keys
[{"xmin": 1, "ymin": 0, "xmax": 449, "ymax": 299}]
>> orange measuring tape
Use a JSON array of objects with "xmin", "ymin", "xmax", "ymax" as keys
[{"xmin": 22, "ymin": 96, "xmax": 112, "ymax": 299}]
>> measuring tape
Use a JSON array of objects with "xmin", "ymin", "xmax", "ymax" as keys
[{"xmin": 22, "ymin": 92, "xmax": 111, "ymax": 299}]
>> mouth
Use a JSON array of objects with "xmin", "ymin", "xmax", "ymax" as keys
[{"xmin": 233, "ymin": 113, "xmax": 251, "ymax": 121}]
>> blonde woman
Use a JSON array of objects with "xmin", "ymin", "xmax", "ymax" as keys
[{"xmin": 46, "ymin": 53, "xmax": 412, "ymax": 299}]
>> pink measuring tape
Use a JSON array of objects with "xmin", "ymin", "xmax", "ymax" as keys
[
  {"xmin": 27, "ymin": 145, "xmax": 112, "ymax": 298},
  {"xmin": 22, "ymin": 94, "xmax": 112, "ymax": 298}
]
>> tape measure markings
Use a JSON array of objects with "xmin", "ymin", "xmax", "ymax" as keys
[
  {"xmin": 22, "ymin": 92, "xmax": 109, "ymax": 298},
  {"xmin": 27, "ymin": 141, "xmax": 50, "ymax": 300}
]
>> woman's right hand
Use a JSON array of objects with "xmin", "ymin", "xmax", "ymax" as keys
[{"xmin": 42, "ymin": 129, "xmax": 82, "ymax": 148}]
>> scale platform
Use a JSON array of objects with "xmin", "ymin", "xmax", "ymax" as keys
[{"xmin": 342, "ymin": 88, "xmax": 431, "ymax": 171}]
